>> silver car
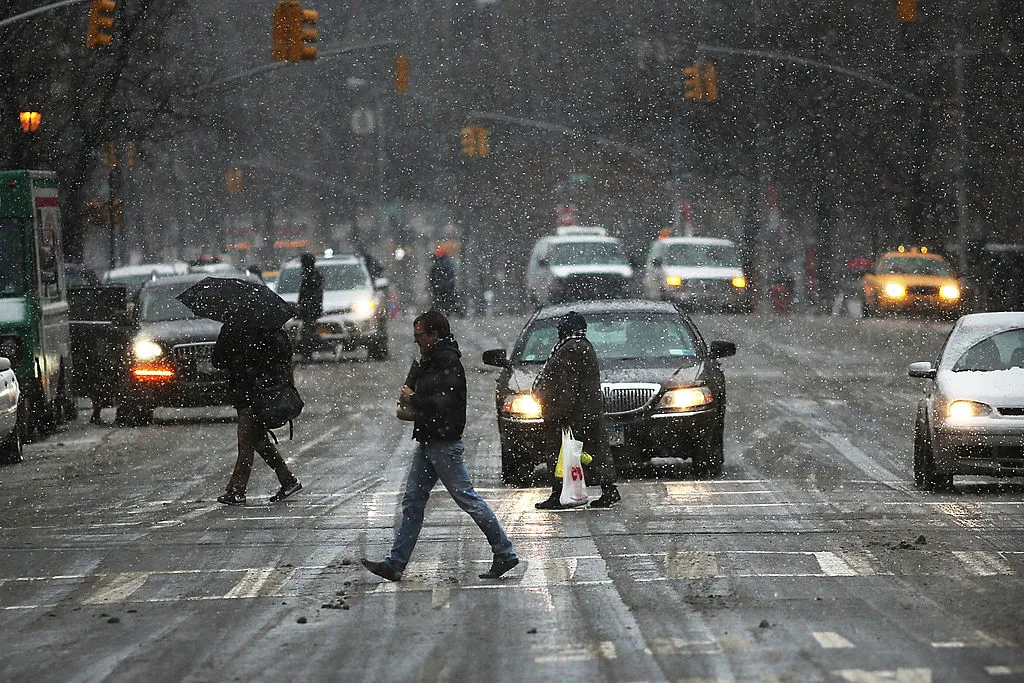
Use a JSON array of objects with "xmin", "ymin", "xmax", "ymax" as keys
[
  {"xmin": 909, "ymin": 312, "xmax": 1024, "ymax": 490},
  {"xmin": 0, "ymin": 356, "xmax": 22, "ymax": 463}
]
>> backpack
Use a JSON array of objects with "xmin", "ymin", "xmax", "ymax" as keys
[{"xmin": 251, "ymin": 368, "xmax": 304, "ymax": 431}]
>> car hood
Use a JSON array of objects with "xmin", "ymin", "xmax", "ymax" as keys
[
  {"xmin": 549, "ymin": 264, "xmax": 634, "ymax": 279},
  {"xmin": 873, "ymin": 274, "xmax": 957, "ymax": 286},
  {"xmin": 937, "ymin": 367, "xmax": 1024, "ymax": 406},
  {"xmin": 506, "ymin": 359, "xmax": 703, "ymax": 393},
  {"xmin": 660, "ymin": 265, "xmax": 743, "ymax": 279},
  {"xmin": 278, "ymin": 289, "xmax": 373, "ymax": 314},
  {"xmin": 137, "ymin": 318, "xmax": 223, "ymax": 346}
]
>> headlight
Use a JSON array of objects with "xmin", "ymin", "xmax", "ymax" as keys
[
  {"xmin": 352, "ymin": 299, "xmax": 376, "ymax": 318},
  {"xmin": 133, "ymin": 339, "xmax": 164, "ymax": 361},
  {"xmin": 731, "ymin": 277, "xmax": 747, "ymax": 289},
  {"xmin": 883, "ymin": 282, "xmax": 907, "ymax": 298},
  {"xmin": 503, "ymin": 393, "xmax": 543, "ymax": 419},
  {"xmin": 947, "ymin": 400, "xmax": 991, "ymax": 419},
  {"xmin": 657, "ymin": 386, "xmax": 713, "ymax": 412},
  {"xmin": 665, "ymin": 275, "xmax": 683, "ymax": 287},
  {"xmin": 939, "ymin": 284, "xmax": 961, "ymax": 300}
]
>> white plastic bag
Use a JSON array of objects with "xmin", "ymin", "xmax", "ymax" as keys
[{"xmin": 558, "ymin": 428, "xmax": 588, "ymax": 507}]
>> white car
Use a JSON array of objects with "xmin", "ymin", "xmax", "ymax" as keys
[
  {"xmin": 276, "ymin": 255, "xmax": 389, "ymax": 360},
  {"xmin": 102, "ymin": 262, "xmax": 189, "ymax": 295},
  {"xmin": 909, "ymin": 312, "xmax": 1024, "ymax": 490},
  {"xmin": 0, "ymin": 356, "xmax": 22, "ymax": 463},
  {"xmin": 526, "ymin": 227, "xmax": 634, "ymax": 306},
  {"xmin": 642, "ymin": 236, "xmax": 752, "ymax": 313}
]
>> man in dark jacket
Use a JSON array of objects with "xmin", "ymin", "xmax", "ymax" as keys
[
  {"xmin": 297, "ymin": 252, "xmax": 324, "ymax": 360},
  {"xmin": 428, "ymin": 247, "xmax": 457, "ymax": 315},
  {"xmin": 362, "ymin": 309, "xmax": 519, "ymax": 581},
  {"xmin": 532, "ymin": 311, "xmax": 621, "ymax": 509}
]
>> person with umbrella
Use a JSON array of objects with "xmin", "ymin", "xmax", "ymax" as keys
[
  {"xmin": 177, "ymin": 277, "xmax": 303, "ymax": 506},
  {"xmin": 297, "ymin": 253, "xmax": 324, "ymax": 361}
]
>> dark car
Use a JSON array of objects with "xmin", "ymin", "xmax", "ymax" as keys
[
  {"xmin": 116, "ymin": 273, "xmax": 259, "ymax": 425},
  {"xmin": 482, "ymin": 299, "xmax": 735, "ymax": 486}
]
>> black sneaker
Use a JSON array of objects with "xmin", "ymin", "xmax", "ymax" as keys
[
  {"xmin": 479, "ymin": 556, "xmax": 520, "ymax": 579},
  {"xmin": 534, "ymin": 492, "xmax": 565, "ymax": 510},
  {"xmin": 270, "ymin": 480, "xmax": 302, "ymax": 503},
  {"xmin": 361, "ymin": 559, "xmax": 402, "ymax": 582},
  {"xmin": 589, "ymin": 485, "xmax": 621, "ymax": 509},
  {"xmin": 217, "ymin": 490, "xmax": 246, "ymax": 506}
]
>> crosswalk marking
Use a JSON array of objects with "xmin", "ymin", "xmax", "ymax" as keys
[
  {"xmin": 224, "ymin": 568, "xmax": 294, "ymax": 599},
  {"xmin": 645, "ymin": 637, "xmax": 722, "ymax": 656},
  {"xmin": 812, "ymin": 632, "xmax": 856, "ymax": 649},
  {"xmin": 532, "ymin": 640, "xmax": 617, "ymax": 663},
  {"xmin": 80, "ymin": 572, "xmax": 150, "ymax": 604},
  {"xmin": 814, "ymin": 552, "xmax": 859, "ymax": 577},
  {"xmin": 833, "ymin": 668, "xmax": 931, "ymax": 682},
  {"xmin": 952, "ymin": 551, "xmax": 1014, "ymax": 576}
]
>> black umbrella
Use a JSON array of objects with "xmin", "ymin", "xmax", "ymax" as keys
[{"xmin": 176, "ymin": 277, "xmax": 297, "ymax": 329}]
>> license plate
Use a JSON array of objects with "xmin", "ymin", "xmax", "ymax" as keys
[{"xmin": 608, "ymin": 425, "xmax": 625, "ymax": 447}]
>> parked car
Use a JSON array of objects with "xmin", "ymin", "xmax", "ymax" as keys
[
  {"xmin": 526, "ymin": 226, "xmax": 634, "ymax": 306},
  {"xmin": 908, "ymin": 312, "xmax": 1024, "ymax": 490},
  {"xmin": 482, "ymin": 299, "xmax": 736, "ymax": 486},
  {"xmin": 275, "ymin": 254, "xmax": 389, "ymax": 360},
  {"xmin": 642, "ymin": 236, "xmax": 752, "ymax": 312},
  {"xmin": 863, "ymin": 247, "xmax": 961, "ymax": 318},
  {"xmin": 65, "ymin": 263, "xmax": 101, "ymax": 288},
  {"xmin": 0, "ymin": 356, "xmax": 23, "ymax": 463},
  {"xmin": 116, "ymin": 273, "xmax": 256, "ymax": 425},
  {"xmin": 102, "ymin": 262, "xmax": 189, "ymax": 296}
]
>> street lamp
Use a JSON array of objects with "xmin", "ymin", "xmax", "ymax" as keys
[{"xmin": 19, "ymin": 111, "xmax": 41, "ymax": 133}]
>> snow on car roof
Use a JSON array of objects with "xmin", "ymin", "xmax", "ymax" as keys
[
  {"xmin": 535, "ymin": 299, "xmax": 677, "ymax": 320},
  {"xmin": 658, "ymin": 236, "xmax": 736, "ymax": 246}
]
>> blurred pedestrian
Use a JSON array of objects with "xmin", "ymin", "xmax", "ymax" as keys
[
  {"xmin": 297, "ymin": 252, "xmax": 324, "ymax": 361},
  {"xmin": 428, "ymin": 247, "xmax": 458, "ymax": 315},
  {"xmin": 212, "ymin": 322, "xmax": 302, "ymax": 506},
  {"xmin": 361, "ymin": 309, "xmax": 519, "ymax": 581},
  {"xmin": 532, "ymin": 311, "xmax": 621, "ymax": 509}
]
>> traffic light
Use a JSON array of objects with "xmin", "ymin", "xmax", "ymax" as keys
[
  {"xmin": 461, "ymin": 126, "xmax": 476, "ymax": 156},
  {"xmin": 683, "ymin": 61, "xmax": 718, "ymax": 102},
  {"xmin": 395, "ymin": 55, "xmax": 409, "ymax": 93},
  {"xmin": 475, "ymin": 126, "xmax": 489, "ymax": 156},
  {"xmin": 85, "ymin": 0, "xmax": 116, "ymax": 48},
  {"xmin": 273, "ymin": 0, "xmax": 318, "ymax": 62},
  {"xmin": 683, "ymin": 65, "xmax": 703, "ymax": 100},
  {"xmin": 226, "ymin": 168, "xmax": 245, "ymax": 194},
  {"xmin": 699, "ymin": 60, "xmax": 718, "ymax": 101},
  {"xmin": 897, "ymin": 0, "xmax": 916, "ymax": 22}
]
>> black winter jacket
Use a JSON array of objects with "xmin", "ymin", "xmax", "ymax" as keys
[
  {"xmin": 212, "ymin": 325, "xmax": 293, "ymax": 410},
  {"xmin": 407, "ymin": 336, "xmax": 466, "ymax": 442}
]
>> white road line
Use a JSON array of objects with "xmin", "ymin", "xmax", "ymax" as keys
[
  {"xmin": 812, "ymin": 631, "xmax": 856, "ymax": 649},
  {"xmin": 223, "ymin": 567, "xmax": 295, "ymax": 599},
  {"xmin": 814, "ymin": 552, "xmax": 859, "ymax": 577},
  {"xmin": 952, "ymin": 551, "xmax": 1014, "ymax": 576},
  {"xmin": 80, "ymin": 572, "xmax": 150, "ymax": 604},
  {"xmin": 833, "ymin": 669, "xmax": 932, "ymax": 682},
  {"xmin": 987, "ymin": 665, "xmax": 1024, "ymax": 676}
]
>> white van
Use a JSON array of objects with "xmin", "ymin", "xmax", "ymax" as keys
[
  {"xmin": 526, "ymin": 228, "xmax": 634, "ymax": 306},
  {"xmin": 642, "ymin": 236, "xmax": 753, "ymax": 313}
]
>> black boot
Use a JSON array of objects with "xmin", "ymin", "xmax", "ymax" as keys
[
  {"xmin": 535, "ymin": 485, "xmax": 564, "ymax": 510},
  {"xmin": 589, "ymin": 483, "xmax": 621, "ymax": 508}
]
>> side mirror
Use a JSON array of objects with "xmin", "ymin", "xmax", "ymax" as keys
[
  {"xmin": 0, "ymin": 357, "xmax": 10, "ymax": 372},
  {"xmin": 482, "ymin": 348, "xmax": 509, "ymax": 368},
  {"xmin": 709, "ymin": 340, "xmax": 736, "ymax": 359},
  {"xmin": 908, "ymin": 361, "xmax": 936, "ymax": 379},
  {"xmin": 651, "ymin": 257, "xmax": 663, "ymax": 267},
  {"xmin": 373, "ymin": 277, "xmax": 390, "ymax": 291}
]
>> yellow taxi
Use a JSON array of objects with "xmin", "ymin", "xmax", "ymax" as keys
[{"xmin": 862, "ymin": 247, "xmax": 962, "ymax": 317}]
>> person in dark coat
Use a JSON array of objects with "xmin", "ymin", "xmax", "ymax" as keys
[
  {"xmin": 532, "ymin": 311, "xmax": 621, "ymax": 509},
  {"xmin": 296, "ymin": 253, "xmax": 324, "ymax": 360},
  {"xmin": 361, "ymin": 309, "xmax": 519, "ymax": 582},
  {"xmin": 212, "ymin": 323, "xmax": 302, "ymax": 506},
  {"xmin": 428, "ymin": 247, "xmax": 458, "ymax": 315}
]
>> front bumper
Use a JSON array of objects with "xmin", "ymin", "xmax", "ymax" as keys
[
  {"xmin": 662, "ymin": 286, "xmax": 752, "ymax": 312},
  {"xmin": 933, "ymin": 418, "xmax": 1024, "ymax": 476},
  {"xmin": 288, "ymin": 316, "xmax": 382, "ymax": 350},
  {"xmin": 875, "ymin": 294, "xmax": 961, "ymax": 314},
  {"xmin": 123, "ymin": 377, "xmax": 232, "ymax": 408}
]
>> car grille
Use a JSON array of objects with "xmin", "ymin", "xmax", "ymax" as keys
[
  {"xmin": 908, "ymin": 285, "xmax": 939, "ymax": 296},
  {"xmin": 602, "ymin": 382, "xmax": 660, "ymax": 414},
  {"xmin": 684, "ymin": 278, "xmax": 733, "ymax": 294},
  {"xmin": 172, "ymin": 342, "xmax": 221, "ymax": 380}
]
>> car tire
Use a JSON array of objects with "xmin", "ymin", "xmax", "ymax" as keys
[
  {"xmin": 913, "ymin": 412, "xmax": 954, "ymax": 492},
  {"xmin": 692, "ymin": 418, "xmax": 724, "ymax": 479},
  {"xmin": 116, "ymin": 400, "xmax": 154, "ymax": 427},
  {"xmin": 0, "ymin": 401, "xmax": 25, "ymax": 464},
  {"xmin": 499, "ymin": 433, "xmax": 533, "ymax": 488}
]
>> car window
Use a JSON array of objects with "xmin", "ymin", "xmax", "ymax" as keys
[
  {"xmin": 276, "ymin": 262, "xmax": 369, "ymax": 294},
  {"xmin": 0, "ymin": 219, "xmax": 28, "ymax": 297},
  {"xmin": 547, "ymin": 241, "xmax": 628, "ymax": 266},
  {"xmin": 879, "ymin": 257, "xmax": 952, "ymax": 276},
  {"xmin": 140, "ymin": 288, "xmax": 199, "ymax": 322},
  {"xmin": 663, "ymin": 243, "xmax": 740, "ymax": 268},
  {"xmin": 517, "ymin": 313, "xmax": 697, "ymax": 362},
  {"xmin": 953, "ymin": 328, "xmax": 1024, "ymax": 371}
]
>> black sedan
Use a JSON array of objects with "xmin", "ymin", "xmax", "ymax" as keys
[
  {"xmin": 482, "ymin": 300, "xmax": 735, "ymax": 486},
  {"xmin": 116, "ymin": 273, "xmax": 257, "ymax": 425}
]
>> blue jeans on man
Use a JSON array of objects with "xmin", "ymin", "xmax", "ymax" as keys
[{"xmin": 385, "ymin": 439, "xmax": 516, "ymax": 575}]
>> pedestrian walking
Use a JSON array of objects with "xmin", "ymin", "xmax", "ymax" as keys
[
  {"xmin": 212, "ymin": 322, "xmax": 302, "ymax": 506},
  {"xmin": 532, "ymin": 311, "xmax": 622, "ymax": 509},
  {"xmin": 362, "ymin": 309, "xmax": 519, "ymax": 581},
  {"xmin": 428, "ymin": 247, "xmax": 458, "ymax": 315},
  {"xmin": 297, "ymin": 252, "xmax": 324, "ymax": 361}
]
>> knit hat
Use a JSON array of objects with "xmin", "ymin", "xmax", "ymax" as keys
[{"xmin": 557, "ymin": 311, "xmax": 587, "ymax": 338}]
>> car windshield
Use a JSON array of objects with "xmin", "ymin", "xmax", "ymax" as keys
[
  {"xmin": 952, "ymin": 328, "xmax": 1024, "ymax": 372},
  {"xmin": 662, "ymin": 243, "xmax": 740, "ymax": 268},
  {"xmin": 546, "ymin": 241, "xmax": 628, "ymax": 266},
  {"xmin": 0, "ymin": 219, "xmax": 28, "ymax": 297},
  {"xmin": 276, "ymin": 262, "xmax": 369, "ymax": 294},
  {"xmin": 139, "ymin": 287, "xmax": 199, "ymax": 322},
  {"xmin": 517, "ymin": 312, "xmax": 697, "ymax": 363},
  {"xmin": 879, "ymin": 257, "xmax": 952, "ymax": 276}
]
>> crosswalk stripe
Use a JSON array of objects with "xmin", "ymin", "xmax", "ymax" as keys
[
  {"xmin": 814, "ymin": 552, "xmax": 859, "ymax": 577},
  {"xmin": 812, "ymin": 631, "xmax": 855, "ymax": 649},
  {"xmin": 223, "ymin": 567, "xmax": 295, "ymax": 599},
  {"xmin": 952, "ymin": 551, "xmax": 1014, "ymax": 576},
  {"xmin": 80, "ymin": 572, "xmax": 150, "ymax": 604}
]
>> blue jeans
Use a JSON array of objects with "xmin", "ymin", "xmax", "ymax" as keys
[{"xmin": 387, "ymin": 439, "xmax": 516, "ymax": 572}]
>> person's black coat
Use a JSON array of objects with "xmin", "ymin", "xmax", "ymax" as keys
[
  {"xmin": 297, "ymin": 265, "xmax": 324, "ymax": 321},
  {"xmin": 532, "ymin": 335, "xmax": 610, "ymax": 463},
  {"xmin": 212, "ymin": 325, "xmax": 293, "ymax": 410},
  {"xmin": 406, "ymin": 336, "xmax": 466, "ymax": 442}
]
